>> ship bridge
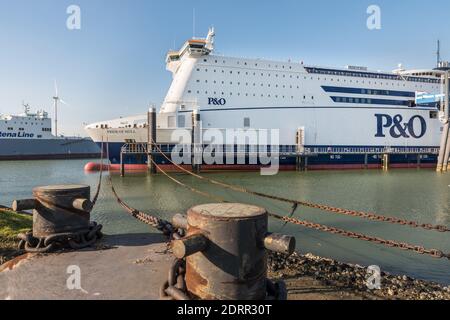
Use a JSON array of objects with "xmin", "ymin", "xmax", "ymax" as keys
[
  {"xmin": 399, "ymin": 62, "xmax": 450, "ymax": 172},
  {"xmin": 396, "ymin": 61, "xmax": 450, "ymax": 77},
  {"xmin": 165, "ymin": 28, "xmax": 215, "ymax": 73}
]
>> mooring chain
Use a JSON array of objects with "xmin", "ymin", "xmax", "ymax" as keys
[
  {"xmin": 105, "ymin": 140, "xmax": 180, "ymax": 238},
  {"xmin": 18, "ymin": 222, "xmax": 103, "ymax": 253},
  {"xmin": 158, "ymin": 257, "xmax": 287, "ymax": 300},
  {"xmin": 268, "ymin": 213, "xmax": 450, "ymax": 260},
  {"xmin": 160, "ymin": 258, "xmax": 190, "ymax": 300},
  {"xmin": 16, "ymin": 151, "xmax": 105, "ymax": 254},
  {"xmin": 150, "ymin": 139, "xmax": 449, "ymax": 233},
  {"xmin": 91, "ymin": 139, "xmax": 105, "ymax": 208},
  {"xmin": 148, "ymin": 157, "xmax": 450, "ymax": 261},
  {"xmin": 149, "ymin": 158, "xmax": 226, "ymax": 203},
  {"xmin": 108, "ymin": 166, "xmax": 175, "ymax": 236}
]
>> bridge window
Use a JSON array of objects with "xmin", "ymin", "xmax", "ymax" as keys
[{"xmin": 430, "ymin": 111, "xmax": 438, "ymax": 119}]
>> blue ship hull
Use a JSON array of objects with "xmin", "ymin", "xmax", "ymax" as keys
[
  {"xmin": 0, "ymin": 138, "xmax": 101, "ymax": 160},
  {"xmin": 99, "ymin": 142, "xmax": 438, "ymax": 170}
]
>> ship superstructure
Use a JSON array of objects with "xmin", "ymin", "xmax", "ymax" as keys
[
  {"xmin": 86, "ymin": 29, "xmax": 448, "ymax": 169},
  {"xmin": 0, "ymin": 106, "xmax": 53, "ymax": 140},
  {"xmin": 0, "ymin": 104, "xmax": 100, "ymax": 160}
]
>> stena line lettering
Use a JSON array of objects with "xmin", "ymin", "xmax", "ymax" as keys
[
  {"xmin": 375, "ymin": 114, "xmax": 427, "ymax": 139},
  {"xmin": 0, "ymin": 131, "xmax": 34, "ymax": 138},
  {"xmin": 208, "ymin": 97, "xmax": 226, "ymax": 106}
]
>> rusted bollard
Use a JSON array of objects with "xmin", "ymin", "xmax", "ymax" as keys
[
  {"xmin": 171, "ymin": 203, "xmax": 295, "ymax": 300},
  {"xmin": 13, "ymin": 185, "xmax": 102, "ymax": 253}
]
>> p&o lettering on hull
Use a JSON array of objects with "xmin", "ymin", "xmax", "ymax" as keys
[
  {"xmin": 208, "ymin": 98, "xmax": 226, "ymax": 106},
  {"xmin": 375, "ymin": 114, "xmax": 427, "ymax": 139}
]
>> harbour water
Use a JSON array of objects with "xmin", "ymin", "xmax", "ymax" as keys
[{"xmin": 1, "ymin": 159, "xmax": 449, "ymax": 285}]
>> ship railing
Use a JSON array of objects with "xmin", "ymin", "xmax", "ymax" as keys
[
  {"xmin": 119, "ymin": 143, "xmax": 439, "ymax": 156},
  {"xmin": 304, "ymin": 146, "xmax": 439, "ymax": 155},
  {"xmin": 121, "ymin": 143, "xmax": 149, "ymax": 154},
  {"xmin": 163, "ymin": 100, "xmax": 199, "ymax": 109}
]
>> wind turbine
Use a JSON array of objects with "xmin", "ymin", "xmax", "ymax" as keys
[{"xmin": 52, "ymin": 80, "xmax": 68, "ymax": 137}]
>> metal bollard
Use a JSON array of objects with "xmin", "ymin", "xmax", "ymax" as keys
[
  {"xmin": 171, "ymin": 203, "xmax": 295, "ymax": 300},
  {"xmin": 13, "ymin": 185, "xmax": 102, "ymax": 252}
]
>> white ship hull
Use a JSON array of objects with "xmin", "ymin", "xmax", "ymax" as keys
[{"xmin": 85, "ymin": 28, "xmax": 446, "ymax": 170}]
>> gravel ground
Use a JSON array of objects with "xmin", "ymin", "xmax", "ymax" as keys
[{"xmin": 268, "ymin": 252, "xmax": 450, "ymax": 300}]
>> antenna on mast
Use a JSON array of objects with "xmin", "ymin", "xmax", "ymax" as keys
[
  {"xmin": 193, "ymin": 8, "xmax": 196, "ymax": 38},
  {"xmin": 22, "ymin": 101, "xmax": 30, "ymax": 114},
  {"xmin": 437, "ymin": 40, "xmax": 441, "ymax": 67}
]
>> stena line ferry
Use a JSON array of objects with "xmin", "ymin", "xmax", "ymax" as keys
[
  {"xmin": 0, "ymin": 104, "xmax": 100, "ymax": 160},
  {"xmin": 85, "ymin": 28, "xmax": 449, "ymax": 171}
]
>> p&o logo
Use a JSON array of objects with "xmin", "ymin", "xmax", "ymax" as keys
[
  {"xmin": 375, "ymin": 114, "xmax": 427, "ymax": 139},
  {"xmin": 208, "ymin": 97, "xmax": 226, "ymax": 106}
]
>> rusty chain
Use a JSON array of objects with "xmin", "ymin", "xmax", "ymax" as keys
[
  {"xmin": 160, "ymin": 258, "xmax": 190, "ymax": 300},
  {"xmin": 18, "ymin": 222, "xmax": 103, "ymax": 253},
  {"xmin": 268, "ymin": 212, "xmax": 450, "ymax": 260},
  {"xmin": 91, "ymin": 139, "xmax": 105, "ymax": 208},
  {"xmin": 158, "ymin": 257, "xmax": 287, "ymax": 300},
  {"xmin": 105, "ymin": 140, "xmax": 180, "ymax": 238},
  {"xmin": 266, "ymin": 279, "xmax": 287, "ymax": 300},
  {"xmin": 148, "ymin": 157, "xmax": 450, "ymax": 261},
  {"xmin": 150, "ymin": 139, "xmax": 449, "ymax": 233}
]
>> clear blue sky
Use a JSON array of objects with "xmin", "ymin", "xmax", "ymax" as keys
[{"xmin": 0, "ymin": 0, "xmax": 449, "ymax": 136}]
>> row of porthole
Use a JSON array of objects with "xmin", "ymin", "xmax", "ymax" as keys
[
  {"xmin": 195, "ymin": 79, "xmax": 300, "ymax": 89},
  {"xmin": 187, "ymin": 90, "xmax": 314, "ymax": 100},
  {"xmin": 306, "ymin": 67, "xmax": 440, "ymax": 84},
  {"xmin": 195, "ymin": 68, "xmax": 436, "ymax": 89},
  {"xmin": 5, "ymin": 127, "xmax": 48, "ymax": 131},
  {"xmin": 94, "ymin": 124, "xmax": 147, "ymax": 129},
  {"xmin": 197, "ymin": 68, "xmax": 301, "ymax": 78},
  {"xmin": 204, "ymin": 59, "xmax": 295, "ymax": 70},
  {"xmin": 3, "ymin": 121, "xmax": 45, "ymax": 125}
]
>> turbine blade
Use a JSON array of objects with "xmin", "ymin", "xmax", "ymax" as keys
[{"xmin": 60, "ymin": 99, "xmax": 68, "ymax": 106}]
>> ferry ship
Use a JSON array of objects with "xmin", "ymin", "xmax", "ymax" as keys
[
  {"xmin": 85, "ymin": 28, "xmax": 449, "ymax": 170},
  {"xmin": 0, "ymin": 105, "xmax": 100, "ymax": 160}
]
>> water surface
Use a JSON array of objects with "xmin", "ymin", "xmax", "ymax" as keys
[{"xmin": 0, "ymin": 159, "xmax": 449, "ymax": 284}]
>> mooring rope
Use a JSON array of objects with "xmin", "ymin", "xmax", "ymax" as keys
[
  {"xmin": 149, "ymin": 156, "xmax": 450, "ymax": 260},
  {"xmin": 149, "ymin": 139, "xmax": 450, "ymax": 233}
]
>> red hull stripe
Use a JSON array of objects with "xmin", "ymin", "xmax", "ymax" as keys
[{"xmin": 84, "ymin": 162, "xmax": 436, "ymax": 172}]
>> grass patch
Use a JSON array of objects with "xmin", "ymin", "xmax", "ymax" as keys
[{"xmin": 0, "ymin": 208, "xmax": 32, "ymax": 264}]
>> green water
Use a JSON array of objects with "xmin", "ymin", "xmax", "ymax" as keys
[{"xmin": 1, "ymin": 159, "xmax": 449, "ymax": 284}]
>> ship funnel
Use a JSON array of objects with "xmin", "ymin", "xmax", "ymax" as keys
[{"xmin": 205, "ymin": 27, "xmax": 215, "ymax": 51}]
